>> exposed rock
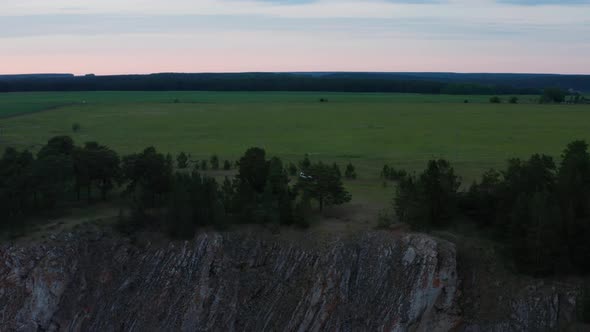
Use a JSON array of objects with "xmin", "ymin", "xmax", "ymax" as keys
[{"xmin": 0, "ymin": 226, "xmax": 581, "ymax": 331}]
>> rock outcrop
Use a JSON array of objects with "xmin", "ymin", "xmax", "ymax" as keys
[{"xmin": 0, "ymin": 226, "xmax": 581, "ymax": 331}]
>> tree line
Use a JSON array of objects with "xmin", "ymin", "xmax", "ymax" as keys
[
  {"xmin": 0, "ymin": 137, "xmax": 352, "ymax": 238},
  {"xmin": 488, "ymin": 88, "xmax": 590, "ymax": 104},
  {"xmin": 0, "ymin": 73, "xmax": 539, "ymax": 95},
  {"xmin": 391, "ymin": 140, "xmax": 590, "ymax": 276}
]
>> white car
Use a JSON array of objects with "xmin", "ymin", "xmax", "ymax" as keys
[{"xmin": 299, "ymin": 171, "xmax": 313, "ymax": 180}]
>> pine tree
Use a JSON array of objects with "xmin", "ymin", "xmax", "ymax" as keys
[
  {"xmin": 344, "ymin": 162, "xmax": 357, "ymax": 179},
  {"xmin": 210, "ymin": 154, "xmax": 219, "ymax": 170},
  {"xmin": 297, "ymin": 161, "xmax": 351, "ymax": 211},
  {"xmin": 177, "ymin": 152, "xmax": 188, "ymax": 169}
]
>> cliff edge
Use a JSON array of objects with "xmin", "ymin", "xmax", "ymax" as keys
[{"xmin": 0, "ymin": 226, "xmax": 581, "ymax": 331}]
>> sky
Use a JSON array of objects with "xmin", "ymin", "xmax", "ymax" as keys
[{"xmin": 1, "ymin": 0, "xmax": 590, "ymax": 75}]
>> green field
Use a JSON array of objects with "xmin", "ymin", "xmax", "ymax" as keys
[
  {"xmin": 0, "ymin": 91, "xmax": 541, "ymax": 118},
  {"xmin": 1, "ymin": 91, "xmax": 589, "ymax": 199}
]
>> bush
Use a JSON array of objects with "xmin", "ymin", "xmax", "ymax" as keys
[
  {"xmin": 509, "ymin": 96, "xmax": 518, "ymax": 104},
  {"xmin": 490, "ymin": 96, "xmax": 501, "ymax": 104},
  {"xmin": 376, "ymin": 209, "xmax": 396, "ymax": 229},
  {"xmin": 72, "ymin": 123, "xmax": 81, "ymax": 132}
]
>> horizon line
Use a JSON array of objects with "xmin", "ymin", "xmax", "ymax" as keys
[{"xmin": 3, "ymin": 71, "xmax": 590, "ymax": 77}]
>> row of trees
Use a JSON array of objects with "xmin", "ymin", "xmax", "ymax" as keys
[
  {"xmin": 0, "ymin": 136, "xmax": 122, "ymax": 223},
  {"xmin": 540, "ymin": 88, "xmax": 589, "ymax": 104},
  {"xmin": 162, "ymin": 148, "xmax": 352, "ymax": 237},
  {"xmin": 0, "ymin": 73, "xmax": 539, "ymax": 95},
  {"xmin": 176, "ymin": 152, "xmax": 234, "ymax": 171},
  {"xmin": 1, "ymin": 136, "xmax": 352, "ymax": 238},
  {"xmin": 489, "ymin": 96, "xmax": 519, "ymax": 104},
  {"xmin": 393, "ymin": 140, "xmax": 590, "ymax": 276},
  {"xmin": 488, "ymin": 88, "xmax": 589, "ymax": 104}
]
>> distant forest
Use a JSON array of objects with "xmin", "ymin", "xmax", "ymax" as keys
[{"xmin": 1, "ymin": 72, "xmax": 589, "ymax": 94}]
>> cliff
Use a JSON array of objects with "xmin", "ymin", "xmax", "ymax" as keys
[{"xmin": 0, "ymin": 226, "xmax": 581, "ymax": 331}]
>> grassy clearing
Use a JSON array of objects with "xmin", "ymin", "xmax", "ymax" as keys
[{"xmin": 1, "ymin": 91, "xmax": 589, "ymax": 206}]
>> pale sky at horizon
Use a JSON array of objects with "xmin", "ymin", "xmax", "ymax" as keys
[{"xmin": 2, "ymin": 0, "xmax": 590, "ymax": 75}]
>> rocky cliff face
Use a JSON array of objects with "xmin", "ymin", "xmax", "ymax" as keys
[{"xmin": 0, "ymin": 227, "xmax": 581, "ymax": 331}]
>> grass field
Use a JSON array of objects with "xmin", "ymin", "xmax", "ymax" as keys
[
  {"xmin": 1, "ymin": 91, "xmax": 589, "ymax": 204},
  {"xmin": 0, "ymin": 91, "xmax": 540, "ymax": 118}
]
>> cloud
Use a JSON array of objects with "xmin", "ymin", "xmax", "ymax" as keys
[{"xmin": 1, "ymin": 13, "xmax": 587, "ymax": 45}]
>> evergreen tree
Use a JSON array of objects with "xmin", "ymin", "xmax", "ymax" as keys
[
  {"xmin": 74, "ymin": 142, "xmax": 120, "ymax": 202},
  {"xmin": 221, "ymin": 176, "xmax": 235, "ymax": 213},
  {"xmin": 344, "ymin": 162, "xmax": 357, "ymax": 179},
  {"xmin": 299, "ymin": 154, "xmax": 311, "ymax": 172},
  {"xmin": 297, "ymin": 161, "xmax": 351, "ymax": 211},
  {"xmin": 394, "ymin": 159, "xmax": 460, "ymax": 229},
  {"xmin": 381, "ymin": 164, "xmax": 390, "ymax": 179},
  {"xmin": 210, "ymin": 154, "xmax": 220, "ymax": 170},
  {"xmin": 223, "ymin": 160, "xmax": 231, "ymax": 170},
  {"xmin": 121, "ymin": 146, "xmax": 173, "ymax": 208},
  {"xmin": 557, "ymin": 140, "xmax": 590, "ymax": 272},
  {"xmin": 166, "ymin": 173, "xmax": 195, "ymax": 239},
  {"xmin": 287, "ymin": 162, "xmax": 297, "ymax": 176},
  {"xmin": 177, "ymin": 152, "xmax": 188, "ymax": 169},
  {"xmin": 332, "ymin": 163, "xmax": 341, "ymax": 178},
  {"xmin": 268, "ymin": 157, "xmax": 294, "ymax": 225},
  {"xmin": 0, "ymin": 148, "xmax": 35, "ymax": 223},
  {"xmin": 237, "ymin": 147, "xmax": 269, "ymax": 193}
]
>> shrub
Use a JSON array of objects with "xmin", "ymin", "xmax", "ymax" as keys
[
  {"xmin": 376, "ymin": 209, "xmax": 396, "ymax": 229},
  {"xmin": 490, "ymin": 96, "xmax": 501, "ymax": 104}
]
